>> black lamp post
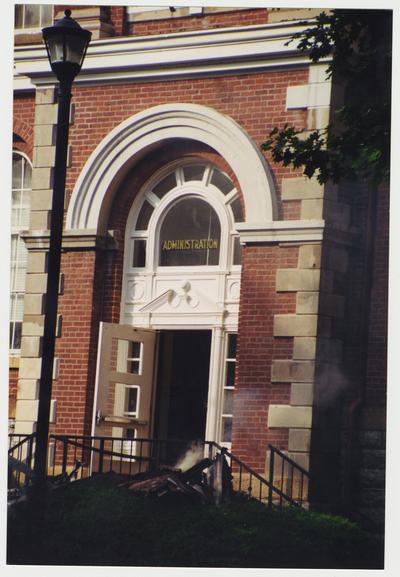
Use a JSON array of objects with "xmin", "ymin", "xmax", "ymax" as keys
[{"xmin": 34, "ymin": 10, "xmax": 91, "ymax": 484}]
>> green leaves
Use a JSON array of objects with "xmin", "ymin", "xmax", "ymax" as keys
[{"xmin": 264, "ymin": 10, "xmax": 392, "ymax": 185}]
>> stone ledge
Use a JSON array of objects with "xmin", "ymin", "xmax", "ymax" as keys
[{"xmin": 268, "ymin": 405, "xmax": 312, "ymax": 428}]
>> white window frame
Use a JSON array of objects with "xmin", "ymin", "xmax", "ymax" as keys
[
  {"xmin": 14, "ymin": 4, "xmax": 53, "ymax": 33},
  {"xmin": 10, "ymin": 151, "xmax": 32, "ymax": 354}
]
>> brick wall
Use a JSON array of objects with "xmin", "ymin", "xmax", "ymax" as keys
[
  {"xmin": 129, "ymin": 9, "xmax": 269, "ymax": 36},
  {"xmin": 233, "ymin": 245, "xmax": 298, "ymax": 470}
]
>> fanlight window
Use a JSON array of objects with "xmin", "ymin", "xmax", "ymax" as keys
[
  {"xmin": 160, "ymin": 198, "xmax": 220, "ymax": 266},
  {"xmin": 131, "ymin": 162, "xmax": 243, "ymax": 269}
]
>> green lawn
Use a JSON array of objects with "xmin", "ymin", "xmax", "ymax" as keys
[{"xmin": 7, "ymin": 473, "xmax": 383, "ymax": 568}]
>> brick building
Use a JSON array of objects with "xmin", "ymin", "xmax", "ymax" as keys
[{"xmin": 10, "ymin": 5, "xmax": 388, "ymax": 527}]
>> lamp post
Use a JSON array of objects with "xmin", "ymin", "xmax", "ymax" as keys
[{"xmin": 34, "ymin": 10, "xmax": 91, "ymax": 484}]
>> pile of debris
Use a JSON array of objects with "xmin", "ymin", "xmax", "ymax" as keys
[{"xmin": 122, "ymin": 451, "xmax": 232, "ymax": 505}]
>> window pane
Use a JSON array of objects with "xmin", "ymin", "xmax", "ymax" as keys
[
  {"xmin": 127, "ymin": 360, "xmax": 140, "ymax": 374},
  {"xmin": 12, "ymin": 154, "xmax": 22, "ymax": 188},
  {"xmin": 222, "ymin": 417, "xmax": 232, "ymax": 442},
  {"xmin": 183, "ymin": 165, "xmax": 205, "ymax": 182},
  {"xmin": 228, "ymin": 334, "xmax": 237, "ymax": 359},
  {"xmin": 41, "ymin": 4, "xmax": 53, "ymax": 26},
  {"xmin": 225, "ymin": 361, "xmax": 236, "ymax": 387},
  {"xmin": 136, "ymin": 200, "xmax": 154, "ymax": 230},
  {"xmin": 125, "ymin": 387, "xmax": 138, "ymax": 414},
  {"xmin": 10, "ymin": 321, "xmax": 22, "ymax": 350},
  {"xmin": 129, "ymin": 341, "xmax": 141, "ymax": 359},
  {"xmin": 153, "ymin": 172, "xmax": 177, "ymax": 199},
  {"xmin": 223, "ymin": 389, "xmax": 234, "ymax": 415},
  {"xmin": 233, "ymin": 236, "xmax": 242, "ymax": 265},
  {"xmin": 15, "ymin": 5, "xmax": 23, "ymax": 28},
  {"xmin": 25, "ymin": 4, "xmax": 40, "ymax": 27},
  {"xmin": 159, "ymin": 197, "xmax": 220, "ymax": 266},
  {"xmin": 133, "ymin": 239, "xmax": 146, "ymax": 267},
  {"xmin": 210, "ymin": 169, "xmax": 234, "ymax": 195},
  {"xmin": 230, "ymin": 196, "xmax": 244, "ymax": 222}
]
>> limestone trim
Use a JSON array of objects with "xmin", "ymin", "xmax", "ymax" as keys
[
  {"xmin": 14, "ymin": 19, "xmax": 326, "ymax": 90},
  {"xmin": 22, "ymin": 229, "xmax": 116, "ymax": 251},
  {"xmin": 236, "ymin": 220, "xmax": 324, "ymax": 244},
  {"xmin": 66, "ymin": 104, "xmax": 277, "ymax": 233}
]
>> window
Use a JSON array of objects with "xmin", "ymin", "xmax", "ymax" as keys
[
  {"xmin": 220, "ymin": 334, "xmax": 237, "ymax": 444},
  {"xmin": 159, "ymin": 198, "xmax": 221, "ymax": 266},
  {"xmin": 10, "ymin": 152, "xmax": 31, "ymax": 351},
  {"xmin": 15, "ymin": 4, "xmax": 53, "ymax": 30},
  {"xmin": 130, "ymin": 161, "xmax": 244, "ymax": 269}
]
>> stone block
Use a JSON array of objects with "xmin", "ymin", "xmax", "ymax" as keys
[
  {"xmin": 272, "ymin": 360, "xmax": 315, "ymax": 383},
  {"xmin": 298, "ymin": 244, "xmax": 321, "ymax": 269},
  {"xmin": 289, "ymin": 429, "xmax": 311, "ymax": 452},
  {"xmin": 23, "ymin": 294, "xmax": 44, "ymax": 316},
  {"xmin": 20, "ymin": 336, "xmax": 42, "ymax": 358},
  {"xmin": 34, "ymin": 124, "xmax": 55, "ymax": 147},
  {"xmin": 274, "ymin": 314, "xmax": 317, "ymax": 337},
  {"xmin": 30, "ymin": 189, "xmax": 53, "ymax": 211},
  {"xmin": 268, "ymin": 405, "xmax": 312, "ymax": 428},
  {"xmin": 35, "ymin": 103, "xmax": 57, "ymax": 125},
  {"xmin": 25, "ymin": 273, "xmax": 48, "ymax": 294},
  {"xmin": 33, "ymin": 145, "xmax": 55, "ymax": 168},
  {"xmin": 17, "ymin": 379, "xmax": 39, "ymax": 400},
  {"xmin": 293, "ymin": 337, "xmax": 317, "ymax": 360},
  {"xmin": 276, "ymin": 269, "xmax": 320, "ymax": 292},
  {"xmin": 35, "ymin": 88, "xmax": 56, "ymax": 105},
  {"xmin": 309, "ymin": 63, "xmax": 330, "ymax": 84},
  {"xmin": 286, "ymin": 84, "xmax": 308, "ymax": 109},
  {"xmin": 22, "ymin": 315, "xmax": 44, "ymax": 336},
  {"xmin": 290, "ymin": 382, "xmax": 314, "ymax": 406},
  {"xmin": 15, "ymin": 399, "xmax": 39, "ymax": 421},
  {"xmin": 287, "ymin": 452, "xmax": 310, "ymax": 471},
  {"xmin": 307, "ymin": 106, "xmax": 330, "ymax": 131},
  {"xmin": 13, "ymin": 421, "xmax": 36, "ymax": 435},
  {"xmin": 281, "ymin": 177, "xmax": 324, "ymax": 200},
  {"xmin": 296, "ymin": 292, "xmax": 319, "ymax": 314},
  {"xmin": 32, "ymin": 167, "xmax": 53, "ymax": 190},
  {"xmin": 50, "ymin": 400, "xmax": 57, "ymax": 423},
  {"xmin": 29, "ymin": 210, "xmax": 50, "ymax": 230},
  {"xmin": 19, "ymin": 357, "xmax": 42, "ymax": 379},
  {"xmin": 301, "ymin": 199, "xmax": 324, "ymax": 220},
  {"xmin": 27, "ymin": 252, "xmax": 47, "ymax": 274}
]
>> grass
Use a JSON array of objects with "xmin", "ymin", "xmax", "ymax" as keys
[{"xmin": 7, "ymin": 473, "xmax": 384, "ymax": 568}]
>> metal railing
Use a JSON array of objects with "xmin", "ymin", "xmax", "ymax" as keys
[
  {"xmin": 268, "ymin": 444, "xmax": 309, "ymax": 508},
  {"xmin": 8, "ymin": 433, "xmax": 35, "ymax": 489},
  {"xmin": 7, "ymin": 433, "xmax": 309, "ymax": 508},
  {"xmin": 46, "ymin": 434, "xmax": 309, "ymax": 507}
]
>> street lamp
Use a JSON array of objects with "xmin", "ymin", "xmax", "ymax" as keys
[{"xmin": 34, "ymin": 10, "xmax": 91, "ymax": 484}]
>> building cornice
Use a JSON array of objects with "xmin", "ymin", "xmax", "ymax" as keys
[{"xmin": 14, "ymin": 19, "xmax": 326, "ymax": 90}]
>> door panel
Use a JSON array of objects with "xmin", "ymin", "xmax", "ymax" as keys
[{"xmin": 92, "ymin": 322, "xmax": 156, "ymax": 441}]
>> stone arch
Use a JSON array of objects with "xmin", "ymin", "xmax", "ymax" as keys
[{"xmin": 66, "ymin": 103, "xmax": 277, "ymax": 234}]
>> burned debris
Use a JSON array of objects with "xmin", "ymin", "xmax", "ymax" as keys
[{"xmin": 123, "ymin": 451, "xmax": 232, "ymax": 505}]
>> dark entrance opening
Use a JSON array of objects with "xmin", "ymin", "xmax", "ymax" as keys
[{"xmin": 154, "ymin": 330, "xmax": 211, "ymax": 446}]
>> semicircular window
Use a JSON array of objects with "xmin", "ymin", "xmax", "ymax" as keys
[{"xmin": 159, "ymin": 197, "xmax": 221, "ymax": 266}]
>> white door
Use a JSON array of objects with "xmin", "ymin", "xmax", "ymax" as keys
[{"xmin": 92, "ymin": 322, "xmax": 157, "ymax": 447}]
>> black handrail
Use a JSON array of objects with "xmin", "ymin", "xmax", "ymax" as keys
[{"xmin": 7, "ymin": 433, "xmax": 310, "ymax": 508}]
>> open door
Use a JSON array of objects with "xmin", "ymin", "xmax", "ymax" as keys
[{"xmin": 91, "ymin": 322, "xmax": 156, "ymax": 471}]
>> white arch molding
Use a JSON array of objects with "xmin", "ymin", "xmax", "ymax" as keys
[{"xmin": 66, "ymin": 103, "xmax": 277, "ymax": 233}]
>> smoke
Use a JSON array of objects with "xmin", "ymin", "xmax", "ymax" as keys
[
  {"xmin": 175, "ymin": 442, "xmax": 204, "ymax": 472},
  {"xmin": 315, "ymin": 365, "xmax": 350, "ymax": 408}
]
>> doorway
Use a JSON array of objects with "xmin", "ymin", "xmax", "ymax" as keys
[{"xmin": 154, "ymin": 330, "xmax": 212, "ymax": 444}]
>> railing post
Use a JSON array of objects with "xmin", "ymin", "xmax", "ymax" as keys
[
  {"xmin": 268, "ymin": 446, "xmax": 274, "ymax": 508},
  {"xmin": 25, "ymin": 435, "xmax": 34, "ymax": 486},
  {"xmin": 62, "ymin": 437, "xmax": 68, "ymax": 475},
  {"xmin": 98, "ymin": 438, "xmax": 105, "ymax": 474}
]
